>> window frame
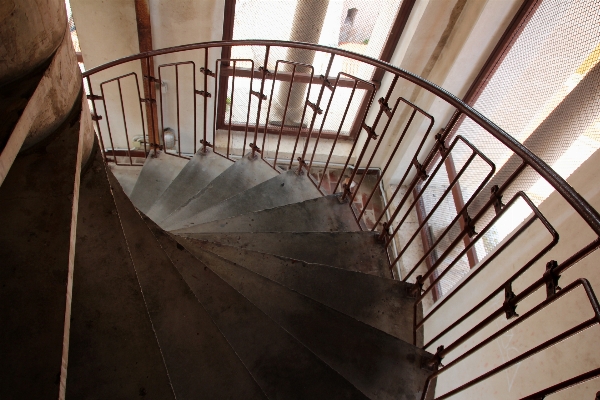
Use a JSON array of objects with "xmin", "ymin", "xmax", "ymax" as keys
[{"xmin": 218, "ymin": 0, "xmax": 416, "ymax": 140}]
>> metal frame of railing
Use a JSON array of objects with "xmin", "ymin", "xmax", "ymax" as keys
[{"xmin": 82, "ymin": 40, "xmax": 600, "ymax": 399}]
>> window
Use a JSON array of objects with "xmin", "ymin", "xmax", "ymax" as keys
[
  {"xmin": 218, "ymin": 0, "xmax": 412, "ymax": 140},
  {"xmin": 419, "ymin": 0, "xmax": 600, "ymax": 298}
]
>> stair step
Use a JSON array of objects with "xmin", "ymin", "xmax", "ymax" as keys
[
  {"xmin": 173, "ymin": 194, "xmax": 361, "ymax": 234},
  {"xmin": 146, "ymin": 149, "xmax": 233, "ymax": 224},
  {"xmin": 108, "ymin": 163, "xmax": 142, "ymax": 196},
  {"xmin": 177, "ymin": 231, "xmax": 392, "ymax": 278},
  {"xmin": 0, "ymin": 105, "xmax": 82, "ymax": 399},
  {"xmin": 161, "ymin": 153, "xmax": 279, "ymax": 230},
  {"xmin": 108, "ymin": 171, "xmax": 267, "ymax": 399},
  {"xmin": 141, "ymin": 215, "xmax": 368, "ymax": 399},
  {"xmin": 129, "ymin": 150, "xmax": 188, "ymax": 213},
  {"xmin": 190, "ymin": 241, "xmax": 417, "ymax": 343},
  {"xmin": 179, "ymin": 239, "xmax": 434, "ymax": 400},
  {"xmin": 171, "ymin": 169, "xmax": 323, "ymax": 230},
  {"xmin": 67, "ymin": 149, "xmax": 175, "ymax": 399}
]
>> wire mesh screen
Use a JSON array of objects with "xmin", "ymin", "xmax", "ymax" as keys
[
  {"xmin": 230, "ymin": 0, "xmax": 403, "ymax": 137},
  {"xmin": 418, "ymin": 0, "xmax": 600, "ymax": 297}
]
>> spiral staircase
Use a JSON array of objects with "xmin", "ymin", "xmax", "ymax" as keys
[
  {"xmin": 3, "ymin": 1, "xmax": 600, "ymax": 399},
  {"xmin": 66, "ymin": 137, "xmax": 434, "ymax": 399}
]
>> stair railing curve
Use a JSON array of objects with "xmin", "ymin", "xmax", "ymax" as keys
[{"xmin": 81, "ymin": 40, "xmax": 600, "ymax": 399}]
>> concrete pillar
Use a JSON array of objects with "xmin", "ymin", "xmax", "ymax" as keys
[
  {"xmin": 273, "ymin": 0, "xmax": 330, "ymax": 126},
  {"xmin": 0, "ymin": 0, "xmax": 85, "ymax": 181},
  {"xmin": 0, "ymin": 0, "xmax": 66, "ymax": 86}
]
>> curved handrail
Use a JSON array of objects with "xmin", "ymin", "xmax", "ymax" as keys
[
  {"xmin": 84, "ymin": 39, "xmax": 600, "ymax": 399},
  {"xmin": 82, "ymin": 39, "xmax": 600, "ymax": 236}
]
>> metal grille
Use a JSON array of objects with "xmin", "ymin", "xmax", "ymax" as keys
[{"xmin": 421, "ymin": 0, "xmax": 600, "ymax": 297}]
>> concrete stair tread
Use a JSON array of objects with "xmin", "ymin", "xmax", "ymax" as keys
[
  {"xmin": 129, "ymin": 150, "xmax": 188, "ymax": 213},
  {"xmin": 140, "ymin": 215, "xmax": 368, "ymax": 400},
  {"xmin": 178, "ymin": 238, "xmax": 433, "ymax": 400},
  {"xmin": 67, "ymin": 149, "xmax": 175, "ymax": 399},
  {"xmin": 108, "ymin": 163, "xmax": 142, "ymax": 196},
  {"xmin": 108, "ymin": 170, "xmax": 267, "ymax": 399},
  {"xmin": 146, "ymin": 149, "xmax": 233, "ymax": 224},
  {"xmin": 170, "ymin": 169, "xmax": 323, "ymax": 230},
  {"xmin": 161, "ymin": 153, "xmax": 279, "ymax": 230},
  {"xmin": 176, "ymin": 231, "xmax": 392, "ymax": 278},
  {"xmin": 185, "ymin": 240, "xmax": 418, "ymax": 343},
  {"xmin": 172, "ymin": 194, "xmax": 360, "ymax": 234}
]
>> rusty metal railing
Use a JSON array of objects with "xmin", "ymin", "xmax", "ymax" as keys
[{"xmin": 82, "ymin": 40, "xmax": 600, "ymax": 399}]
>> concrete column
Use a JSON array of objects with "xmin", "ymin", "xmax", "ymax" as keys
[
  {"xmin": 0, "ymin": 0, "xmax": 66, "ymax": 86},
  {"xmin": 273, "ymin": 0, "xmax": 330, "ymax": 126},
  {"xmin": 0, "ymin": 0, "xmax": 83, "ymax": 180}
]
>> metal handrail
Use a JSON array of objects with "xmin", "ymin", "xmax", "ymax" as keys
[
  {"xmin": 81, "ymin": 39, "xmax": 600, "ymax": 237},
  {"xmin": 82, "ymin": 40, "xmax": 600, "ymax": 399}
]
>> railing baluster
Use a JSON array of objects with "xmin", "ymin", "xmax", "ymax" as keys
[
  {"xmin": 318, "ymin": 78, "xmax": 358, "ymax": 190},
  {"xmin": 242, "ymin": 60, "xmax": 255, "ymax": 156},
  {"xmin": 273, "ymin": 63, "xmax": 297, "ymax": 168},
  {"xmin": 158, "ymin": 65, "xmax": 166, "ymax": 155},
  {"xmin": 298, "ymin": 53, "xmax": 334, "ymax": 174},
  {"xmin": 306, "ymin": 73, "xmax": 340, "ymax": 178},
  {"xmin": 253, "ymin": 45, "xmax": 270, "ymax": 160},
  {"xmin": 133, "ymin": 72, "xmax": 147, "ymax": 162},
  {"xmin": 227, "ymin": 61, "xmax": 235, "ymax": 158},
  {"xmin": 333, "ymin": 75, "xmax": 375, "ymax": 196},
  {"xmin": 86, "ymin": 76, "xmax": 107, "ymax": 163}
]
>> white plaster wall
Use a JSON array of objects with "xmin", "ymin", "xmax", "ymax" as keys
[
  {"xmin": 150, "ymin": 0, "xmax": 224, "ymax": 154},
  {"xmin": 425, "ymin": 148, "xmax": 600, "ymax": 399},
  {"xmin": 71, "ymin": 0, "xmax": 226, "ymax": 153},
  {"xmin": 71, "ymin": 0, "xmax": 145, "ymax": 151}
]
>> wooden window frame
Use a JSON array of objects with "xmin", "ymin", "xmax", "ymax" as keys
[{"xmin": 218, "ymin": 0, "xmax": 416, "ymax": 140}]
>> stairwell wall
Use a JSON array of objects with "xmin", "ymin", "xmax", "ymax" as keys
[{"xmin": 71, "ymin": 0, "xmax": 146, "ymax": 151}]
